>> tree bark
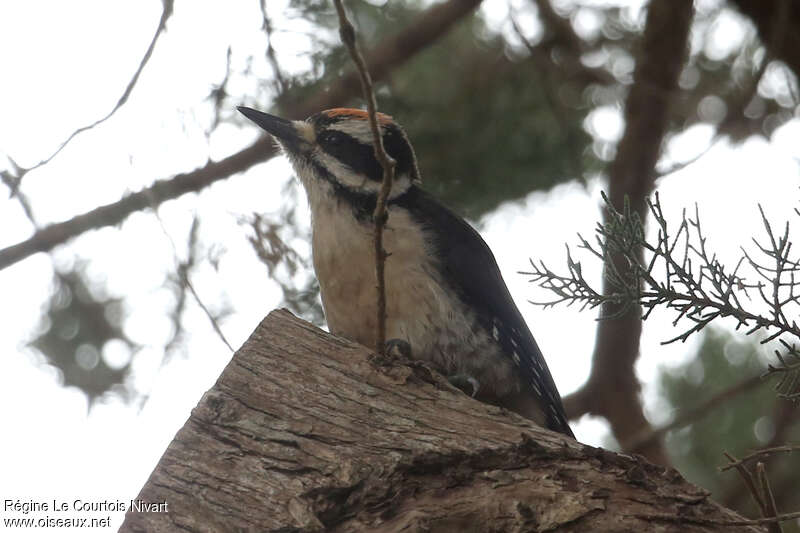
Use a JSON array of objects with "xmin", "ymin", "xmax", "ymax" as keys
[{"xmin": 120, "ymin": 310, "xmax": 763, "ymax": 532}]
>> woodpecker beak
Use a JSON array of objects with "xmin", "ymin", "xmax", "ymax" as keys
[{"xmin": 237, "ymin": 106, "xmax": 304, "ymax": 151}]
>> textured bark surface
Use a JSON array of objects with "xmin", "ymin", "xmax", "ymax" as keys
[{"xmin": 121, "ymin": 310, "xmax": 763, "ymax": 532}]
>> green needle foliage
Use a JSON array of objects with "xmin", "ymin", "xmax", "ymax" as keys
[
  {"xmin": 280, "ymin": 0, "xmax": 594, "ymax": 218},
  {"xmin": 526, "ymin": 192, "xmax": 800, "ymax": 400}
]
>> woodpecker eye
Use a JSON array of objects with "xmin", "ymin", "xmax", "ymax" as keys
[
  {"xmin": 316, "ymin": 127, "xmax": 384, "ymax": 181},
  {"xmin": 318, "ymin": 130, "xmax": 347, "ymax": 146}
]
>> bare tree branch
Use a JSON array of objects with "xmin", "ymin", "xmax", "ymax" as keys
[
  {"xmin": 1, "ymin": 156, "xmax": 37, "ymax": 226},
  {"xmin": 724, "ymin": 451, "xmax": 770, "ymax": 521},
  {"xmin": 636, "ymin": 509, "xmax": 800, "ymax": 528},
  {"xmin": 755, "ymin": 462, "xmax": 782, "ymax": 533},
  {"xmin": 242, "ymin": 186, "xmax": 325, "ymax": 327},
  {"xmin": 720, "ymin": 444, "xmax": 800, "ymax": 473},
  {"xmin": 720, "ymin": 400, "xmax": 797, "ymax": 514},
  {"xmin": 655, "ymin": 140, "xmax": 717, "ymax": 178},
  {"xmin": 9, "ymin": 0, "xmax": 174, "ymax": 194},
  {"xmin": 625, "ymin": 372, "xmax": 766, "ymax": 453},
  {"xmin": 206, "ymin": 46, "xmax": 233, "ymax": 133},
  {"xmin": 721, "ymin": 452, "xmax": 787, "ymax": 533},
  {"xmin": 155, "ymin": 214, "xmax": 234, "ymax": 353},
  {"xmin": 0, "ymin": 0, "xmax": 483, "ymax": 272},
  {"xmin": 332, "ymin": 0, "xmax": 397, "ymax": 354},
  {"xmin": 259, "ymin": 0, "xmax": 288, "ymax": 94}
]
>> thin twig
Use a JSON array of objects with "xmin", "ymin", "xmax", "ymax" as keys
[
  {"xmin": 332, "ymin": 0, "xmax": 397, "ymax": 354},
  {"xmin": 9, "ymin": 0, "xmax": 174, "ymax": 194},
  {"xmin": 637, "ymin": 509, "xmax": 800, "ymax": 527},
  {"xmin": 1, "ymin": 156, "xmax": 38, "ymax": 226},
  {"xmin": 655, "ymin": 140, "xmax": 717, "ymax": 178},
  {"xmin": 763, "ymin": 328, "xmax": 800, "ymax": 401},
  {"xmin": 720, "ymin": 444, "xmax": 800, "ymax": 472},
  {"xmin": 723, "ymin": 452, "xmax": 768, "ymax": 518},
  {"xmin": 207, "ymin": 46, "xmax": 233, "ymax": 133},
  {"xmin": 756, "ymin": 462, "xmax": 783, "ymax": 533},
  {"xmin": 154, "ymin": 211, "xmax": 234, "ymax": 353},
  {"xmin": 1, "ymin": 0, "xmax": 174, "ymax": 226},
  {"xmin": 527, "ymin": 192, "xmax": 800, "ymax": 365},
  {"xmin": 259, "ymin": 0, "xmax": 288, "ymax": 94},
  {"xmin": 0, "ymin": 0, "xmax": 481, "ymax": 272}
]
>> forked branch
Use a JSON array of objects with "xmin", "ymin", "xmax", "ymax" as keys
[
  {"xmin": 8, "ymin": 0, "xmax": 174, "ymax": 193},
  {"xmin": 0, "ymin": 0, "xmax": 480, "ymax": 272}
]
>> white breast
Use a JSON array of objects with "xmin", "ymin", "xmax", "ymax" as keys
[
  {"xmin": 305, "ymin": 182, "xmax": 520, "ymax": 398},
  {"xmin": 309, "ymin": 191, "xmax": 461, "ymax": 360}
]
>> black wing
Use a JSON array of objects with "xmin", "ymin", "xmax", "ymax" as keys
[{"xmin": 396, "ymin": 186, "xmax": 574, "ymax": 437}]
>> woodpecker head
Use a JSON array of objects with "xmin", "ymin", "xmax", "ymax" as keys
[{"xmin": 238, "ymin": 106, "xmax": 421, "ymax": 211}]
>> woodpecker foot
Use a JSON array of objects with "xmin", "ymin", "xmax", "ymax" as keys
[
  {"xmin": 447, "ymin": 374, "xmax": 480, "ymax": 398},
  {"xmin": 384, "ymin": 338, "xmax": 412, "ymax": 359}
]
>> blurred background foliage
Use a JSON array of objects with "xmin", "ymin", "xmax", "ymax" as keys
[
  {"xmin": 658, "ymin": 328, "xmax": 800, "ymax": 529},
  {"xmin": 17, "ymin": 0, "xmax": 798, "ymax": 525},
  {"xmin": 31, "ymin": 0, "xmax": 797, "ymax": 404},
  {"xmin": 30, "ymin": 267, "xmax": 135, "ymax": 403}
]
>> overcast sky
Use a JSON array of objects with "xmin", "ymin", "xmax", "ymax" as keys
[{"xmin": 1, "ymin": 1, "xmax": 798, "ymax": 530}]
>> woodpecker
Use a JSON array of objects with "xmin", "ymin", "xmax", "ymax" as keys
[{"xmin": 238, "ymin": 106, "xmax": 574, "ymax": 438}]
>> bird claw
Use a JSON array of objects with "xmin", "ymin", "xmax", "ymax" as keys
[
  {"xmin": 384, "ymin": 338, "xmax": 412, "ymax": 359},
  {"xmin": 447, "ymin": 374, "xmax": 480, "ymax": 397}
]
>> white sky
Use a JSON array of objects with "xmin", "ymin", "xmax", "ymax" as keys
[{"xmin": 1, "ymin": 0, "xmax": 798, "ymax": 530}]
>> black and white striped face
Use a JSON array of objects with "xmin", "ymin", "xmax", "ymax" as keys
[{"xmin": 238, "ymin": 107, "xmax": 421, "ymax": 203}]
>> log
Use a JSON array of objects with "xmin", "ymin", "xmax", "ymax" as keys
[{"xmin": 120, "ymin": 309, "xmax": 763, "ymax": 532}]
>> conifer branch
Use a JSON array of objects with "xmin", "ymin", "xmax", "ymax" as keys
[{"xmin": 524, "ymin": 192, "xmax": 800, "ymax": 400}]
